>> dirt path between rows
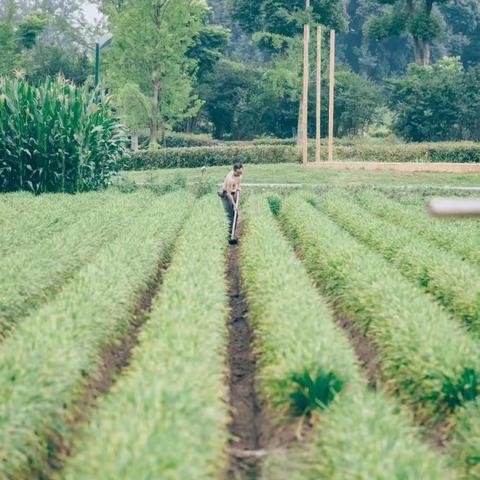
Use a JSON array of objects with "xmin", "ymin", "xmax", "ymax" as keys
[
  {"xmin": 44, "ymin": 258, "xmax": 170, "ymax": 479},
  {"xmin": 227, "ymin": 223, "xmax": 264, "ymax": 479}
]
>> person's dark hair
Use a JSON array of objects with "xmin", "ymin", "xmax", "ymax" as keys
[{"xmin": 233, "ymin": 162, "xmax": 243, "ymax": 171}]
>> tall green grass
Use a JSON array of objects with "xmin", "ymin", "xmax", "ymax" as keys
[
  {"xmin": 0, "ymin": 77, "xmax": 127, "ymax": 193},
  {"xmin": 0, "ymin": 192, "xmax": 189, "ymax": 478},
  {"xmin": 317, "ymin": 190, "xmax": 480, "ymax": 333},
  {"xmin": 62, "ymin": 196, "xmax": 228, "ymax": 479},
  {"xmin": 280, "ymin": 195, "xmax": 480, "ymax": 421}
]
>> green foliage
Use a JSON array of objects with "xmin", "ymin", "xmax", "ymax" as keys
[
  {"xmin": 0, "ymin": 193, "xmax": 153, "ymax": 334},
  {"xmin": 319, "ymin": 189, "xmax": 480, "ymax": 332},
  {"xmin": 264, "ymin": 391, "xmax": 456, "ymax": 480},
  {"xmin": 280, "ymin": 195, "xmax": 480, "ymax": 421},
  {"xmin": 355, "ymin": 190, "xmax": 480, "ymax": 268},
  {"xmin": 388, "ymin": 58, "xmax": 479, "ymax": 141},
  {"xmin": 62, "ymin": 196, "xmax": 228, "ymax": 479},
  {"xmin": 0, "ymin": 77, "xmax": 127, "ymax": 193},
  {"xmin": 241, "ymin": 195, "xmax": 361, "ymax": 416},
  {"xmin": 123, "ymin": 145, "xmax": 299, "ymax": 170},
  {"xmin": 0, "ymin": 192, "xmax": 190, "ymax": 478}
]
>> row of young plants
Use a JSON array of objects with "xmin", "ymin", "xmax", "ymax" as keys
[
  {"xmin": 279, "ymin": 195, "xmax": 480, "ymax": 474},
  {"xmin": 241, "ymin": 195, "xmax": 453, "ymax": 479},
  {"xmin": 356, "ymin": 189, "xmax": 480, "ymax": 267},
  {"xmin": 317, "ymin": 190, "xmax": 480, "ymax": 333},
  {"xmin": 0, "ymin": 192, "xmax": 190, "ymax": 479},
  {"xmin": 61, "ymin": 196, "xmax": 229, "ymax": 479},
  {"xmin": 0, "ymin": 192, "xmax": 154, "ymax": 336},
  {"xmin": 0, "ymin": 192, "xmax": 110, "ymax": 258},
  {"xmin": 281, "ymin": 195, "xmax": 480, "ymax": 419}
]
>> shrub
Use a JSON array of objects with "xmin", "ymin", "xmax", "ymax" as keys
[
  {"xmin": 0, "ymin": 77, "xmax": 128, "ymax": 193},
  {"xmin": 123, "ymin": 145, "xmax": 299, "ymax": 170},
  {"xmin": 164, "ymin": 132, "xmax": 217, "ymax": 148},
  {"xmin": 121, "ymin": 141, "xmax": 480, "ymax": 171}
]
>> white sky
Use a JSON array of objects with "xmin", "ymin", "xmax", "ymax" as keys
[{"xmin": 82, "ymin": 2, "xmax": 103, "ymax": 23}]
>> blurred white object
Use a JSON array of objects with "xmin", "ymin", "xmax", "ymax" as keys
[{"xmin": 429, "ymin": 198, "xmax": 480, "ymax": 218}]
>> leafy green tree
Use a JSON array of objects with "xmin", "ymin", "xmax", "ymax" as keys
[
  {"xmin": 388, "ymin": 57, "xmax": 465, "ymax": 141},
  {"xmin": 105, "ymin": 0, "xmax": 207, "ymax": 145},
  {"xmin": 365, "ymin": 0, "xmax": 448, "ymax": 66}
]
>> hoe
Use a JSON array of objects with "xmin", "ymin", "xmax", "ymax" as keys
[{"xmin": 229, "ymin": 192, "xmax": 240, "ymax": 245}]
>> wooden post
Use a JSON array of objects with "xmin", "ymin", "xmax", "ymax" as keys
[
  {"xmin": 328, "ymin": 29, "xmax": 335, "ymax": 162},
  {"xmin": 316, "ymin": 25, "xmax": 322, "ymax": 163},
  {"xmin": 302, "ymin": 0, "xmax": 310, "ymax": 165}
]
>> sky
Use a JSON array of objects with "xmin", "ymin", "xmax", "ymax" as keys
[{"xmin": 83, "ymin": 2, "xmax": 103, "ymax": 24}]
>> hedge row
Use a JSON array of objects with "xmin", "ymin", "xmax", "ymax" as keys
[
  {"xmin": 121, "ymin": 141, "xmax": 480, "ymax": 170},
  {"xmin": 0, "ymin": 192, "xmax": 189, "ymax": 478},
  {"xmin": 243, "ymin": 195, "xmax": 453, "ymax": 479},
  {"xmin": 123, "ymin": 145, "xmax": 299, "ymax": 170},
  {"xmin": 280, "ymin": 195, "xmax": 480, "ymax": 422},
  {"xmin": 63, "ymin": 196, "xmax": 229, "ymax": 479},
  {"xmin": 318, "ymin": 190, "xmax": 480, "ymax": 333}
]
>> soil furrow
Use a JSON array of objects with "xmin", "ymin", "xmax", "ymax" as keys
[
  {"xmin": 227, "ymin": 223, "xmax": 263, "ymax": 480},
  {"xmin": 42, "ymin": 259, "xmax": 170, "ymax": 479}
]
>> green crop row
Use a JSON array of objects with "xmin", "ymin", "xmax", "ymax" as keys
[
  {"xmin": 280, "ymin": 195, "xmax": 480, "ymax": 422},
  {"xmin": 0, "ymin": 192, "xmax": 156, "ymax": 336},
  {"xmin": 62, "ymin": 196, "xmax": 228, "ymax": 479},
  {"xmin": 0, "ymin": 192, "xmax": 111, "ymax": 258},
  {"xmin": 356, "ymin": 189, "xmax": 480, "ymax": 268},
  {"xmin": 0, "ymin": 192, "xmax": 189, "ymax": 478},
  {"xmin": 242, "ymin": 195, "xmax": 453, "ymax": 479},
  {"xmin": 317, "ymin": 190, "xmax": 480, "ymax": 332},
  {"xmin": 242, "ymin": 195, "xmax": 362, "ymax": 413},
  {"xmin": 263, "ymin": 390, "xmax": 455, "ymax": 480}
]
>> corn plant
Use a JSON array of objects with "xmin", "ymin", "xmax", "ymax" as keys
[
  {"xmin": 62, "ymin": 196, "xmax": 228, "ymax": 479},
  {"xmin": 0, "ymin": 76, "xmax": 128, "ymax": 193},
  {"xmin": 0, "ymin": 192, "xmax": 190, "ymax": 478}
]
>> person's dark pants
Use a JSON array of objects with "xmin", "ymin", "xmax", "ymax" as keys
[{"xmin": 221, "ymin": 191, "xmax": 237, "ymax": 232}]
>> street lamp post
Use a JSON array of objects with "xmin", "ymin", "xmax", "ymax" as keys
[{"xmin": 94, "ymin": 33, "xmax": 113, "ymax": 87}]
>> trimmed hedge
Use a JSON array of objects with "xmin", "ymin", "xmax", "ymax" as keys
[
  {"xmin": 123, "ymin": 145, "xmax": 299, "ymax": 170},
  {"xmin": 121, "ymin": 141, "xmax": 480, "ymax": 171}
]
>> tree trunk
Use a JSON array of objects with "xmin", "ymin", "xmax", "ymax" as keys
[
  {"xmin": 422, "ymin": 40, "xmax": 431, "ymax": 66},
  {"xmin": 413, "ymin": 37, "xmax": 423, "ymax": 65},
  {"xmin": 149, "ymin": 80, "xmax": 160, "ymax": 145}
]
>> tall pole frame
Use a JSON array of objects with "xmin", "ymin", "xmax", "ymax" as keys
[
  {"xmin": 302, "ymin": 0, "xmax": 310, "ymax": 166},
  {"xmin": 316, "ymin": 25, "xmax": 322, "ymax": 163},
  {"xmin": 328, "ymin": 29, "xmax": 336, "ymax": 162}
]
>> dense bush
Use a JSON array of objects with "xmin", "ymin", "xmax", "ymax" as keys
[
  {"xmin": 123, "ymin": 145, "xmax": 299, "ymax": 170},
  {"xmin": 388, "ymin": 58, "xmax": 480, "ymax": 142},
  {"xmin": 122, "ymin": 141, "xmax": 480, "ymax": 170},
  {"xmin": 0, "ymin": 77, "xmax": 128, "ymax": 193}
]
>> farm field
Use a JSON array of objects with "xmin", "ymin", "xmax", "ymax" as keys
[
  {"xmin": 1, "ymin": 182, "xmax": 480, "ymax": 480},
  {"xmin": 120, "ymin": 163, "xmax": 480, "ymax": 190}
]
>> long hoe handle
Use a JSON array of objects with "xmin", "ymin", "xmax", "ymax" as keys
[{"xmin": 231, "ymin": 192, "xmax": 240, "ymax": 241}]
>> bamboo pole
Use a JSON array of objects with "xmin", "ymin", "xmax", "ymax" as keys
[
  {"xmin": 328, "ymin": 29, "xmax": 335, "ymax": 162},
  {"xmin": 302, "ymin": 0, "xmax": 310, "ymax": 165},
  {"xmin": 316, "ymin": 25, "xmax": 322, "ymax": 163}
]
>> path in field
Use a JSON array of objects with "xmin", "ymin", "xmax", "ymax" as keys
[
  {"xmin": 227, "ymin": 223, "xmax": 263, "ymax": 479},
  {"xmin": 46, "ymin": 258, "xmax": 169, "ymax": 477}
]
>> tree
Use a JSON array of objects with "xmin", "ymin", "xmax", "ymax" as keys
[
  {"xmin": 388, "ymin": 57, "xmax": 465, "ymax": 141},
  {"xmin": 105, "ymin": 0, "xmax": 208, "ymax": 144},
  {"xmin": 365, "ymin": 0, "xmax": 448, "ymax": 66}
]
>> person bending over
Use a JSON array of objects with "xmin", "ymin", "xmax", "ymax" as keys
[{"xmin": 219, "ymin": 162, "xmax": 243, "ymax": 230}]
